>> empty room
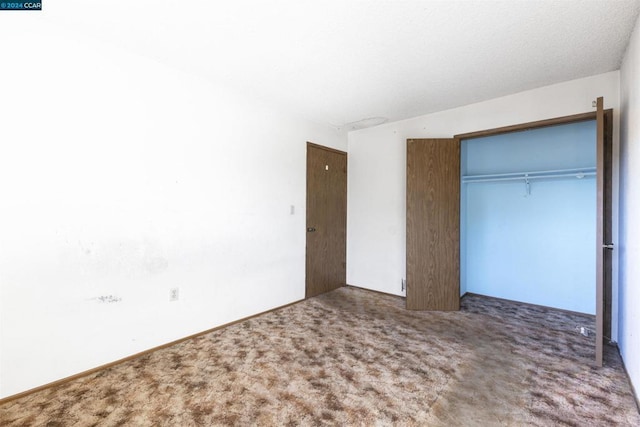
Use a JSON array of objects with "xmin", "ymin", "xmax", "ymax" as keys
[{"xmin": 2, "ymin": 0, "xmax": 640, "ymax": 425}]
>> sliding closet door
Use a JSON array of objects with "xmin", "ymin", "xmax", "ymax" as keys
[{"xmin": 406, "ymin": 138, "xmax": 460, "ymax": 311}]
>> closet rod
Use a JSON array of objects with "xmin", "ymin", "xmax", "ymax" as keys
[
  {"xmin": 462, "ymin": 167, "xmax": 596, "ymax": 180},
  {"xmin": 463, "ymin": 171, "xmax": 596, "ymax": 184}
]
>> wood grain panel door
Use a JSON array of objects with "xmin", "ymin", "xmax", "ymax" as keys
[
  {"xmin": 406, "ymin": 138, "xmax": 460, "ymax": 310},
  {"xmin": 595, "ymin": 97, "xmax": 613, "ymax": 366},
  {"xmin": 305, "ymin": 143, "xmax": 347, "ymax": 298},
  {"xmin": 603, "ymin": 108, "xmax": 613, "ymax": 345}
]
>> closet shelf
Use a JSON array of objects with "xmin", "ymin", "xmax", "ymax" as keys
[{"xmin": 462, "ymin": 167, "xmax": 596, "ymax": 184}]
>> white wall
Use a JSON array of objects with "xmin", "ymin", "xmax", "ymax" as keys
[
  {"xmin": 347, "ymin": 72, "xmax": 620, "ymax": 319},
  {"xmin": 619, "ymin": 13, "xmax": 640, "ymax": 401},
  {"xmin": 0, "ymin": 20, "xmax": 345, "ymax": 398}
]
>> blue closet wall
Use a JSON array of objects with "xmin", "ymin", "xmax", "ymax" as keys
[{"xmin": 461, "ymin": 121, "xmax": 596, "ymax": 314}]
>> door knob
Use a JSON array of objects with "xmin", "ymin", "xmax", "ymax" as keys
[
  {"xmin": 307, "ymin": 227, "xmax": 316, "ymax": 232},
  {"xmin": 603, "ymin": 244, "xmax": 614, "ymax": 250}
]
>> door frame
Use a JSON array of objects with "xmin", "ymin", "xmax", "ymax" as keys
[{"xmin": 455, "ymin": 108, "xmax": 614, "ymax": 365}]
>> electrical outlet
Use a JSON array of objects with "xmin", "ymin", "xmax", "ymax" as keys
[{"xmin": 169, "ymin": 288, "xmax": 179, "ymax": 301}]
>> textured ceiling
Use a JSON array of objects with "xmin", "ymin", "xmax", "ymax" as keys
[{"xmin": 37, "ymin": 1, "xmax": 640, "ymax": 128}]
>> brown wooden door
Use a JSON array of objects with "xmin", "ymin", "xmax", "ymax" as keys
[
  {"xmin": 305, "ymin": 143, "xmax": 347, "ymax": 298},
  {"xmin": 406, "ymin": 138, "xmax": 460, "ymax": 310},
  {"xmin": 595, "ymin": 97, "xmax": 613, "ymax": 366},
  {"xmin": 603, "ymin": 108, "xmax": 614, "ymax": 346}
]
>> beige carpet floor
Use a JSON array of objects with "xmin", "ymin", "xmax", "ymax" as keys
[{"xmin": 1, "ymin": 286, "xmax": 639, "ymax": 426}]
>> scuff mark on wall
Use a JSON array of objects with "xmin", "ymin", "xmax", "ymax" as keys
[{"xmin": 93, "ymin": 295, "xmax": 122, "ymax": 303}]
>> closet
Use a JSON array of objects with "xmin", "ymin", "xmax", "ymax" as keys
[
  {"xmin": 460, "ymin": 120, "xmax": 597, "ymax": 314},
  {"xmin": 406, "ymin": 98, "xmax": 612, "ymax": 365}
]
